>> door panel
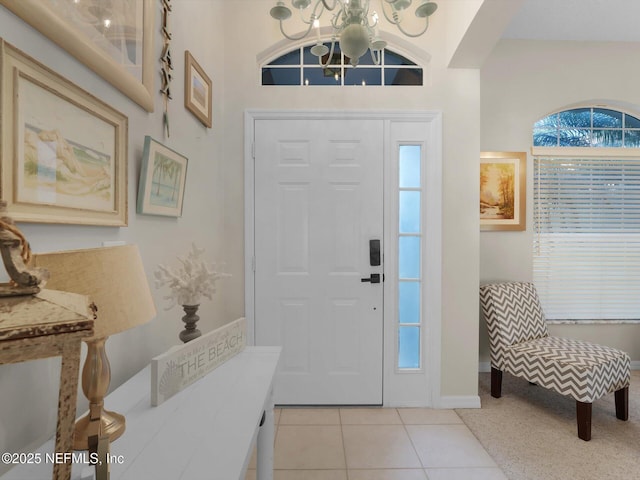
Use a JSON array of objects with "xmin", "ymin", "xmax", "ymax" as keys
[{"xmin": 254, "ymin": 118, "xmax": 384, "ymax": 404}]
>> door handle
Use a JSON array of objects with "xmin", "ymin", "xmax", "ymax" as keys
[{"xmin": 361, "ymin": 273, "xmax": 381, "ymax": 284}]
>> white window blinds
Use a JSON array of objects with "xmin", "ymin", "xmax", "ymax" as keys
[{"xmin": 533, "ymin": 153, "xmax": 640, "ymax": 320}]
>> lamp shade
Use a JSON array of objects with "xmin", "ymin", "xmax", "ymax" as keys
[{"xmin": 32, "ymin": 245, "xmax": 156, "ymax": 340}]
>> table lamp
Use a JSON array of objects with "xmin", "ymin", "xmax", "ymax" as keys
[{"xmin": 32, "ymin": 244, "xmax": 156, "ymax": 450}]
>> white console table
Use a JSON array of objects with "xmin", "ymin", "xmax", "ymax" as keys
[{"xmin": 2, "ymin": 346, "xmax": 281, "ymax": 480}]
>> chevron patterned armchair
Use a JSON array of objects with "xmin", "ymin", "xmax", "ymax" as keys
[{"xmin": 479, "ymin": 282, "xmax": 630, "ymax": 441}]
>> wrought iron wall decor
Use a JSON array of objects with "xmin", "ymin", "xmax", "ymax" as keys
[{"xmin": 160, "ymin": 0, "xmax": 173, "ymax": 137}]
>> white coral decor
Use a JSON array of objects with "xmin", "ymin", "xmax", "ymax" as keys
[{"xmin": 154, "ymin": 243, "xmax": 229, "ymax": 309}]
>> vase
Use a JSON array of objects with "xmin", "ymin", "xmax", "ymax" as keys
[{"xmin": 179, "ymin": 304, "xmax": 201, "ymax": 343}]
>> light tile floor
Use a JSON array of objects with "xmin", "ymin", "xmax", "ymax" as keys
[{"xmin": 245, "ymin": 407, "xmax": 507, "ymax": 480}]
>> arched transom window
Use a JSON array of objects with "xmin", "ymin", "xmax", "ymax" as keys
[
  {"xmin": 262, "ymin": 42, "xmax": 423, "ymax": 86},
  {"xmin": 533, "ymin": 107, "xmax": 640, "ymax": 147}
]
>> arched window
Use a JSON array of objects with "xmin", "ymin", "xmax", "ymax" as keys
[
  {"xmin": 262, "ymin": 42, "xmax": 423, "ymax": 86},
  {"xmin": 532, "ymin": 106, "xmax": 640, "ymax": 322},
  {"xmin": 533, "ymin": 107, "xmax": 640, "ymax": 147}
]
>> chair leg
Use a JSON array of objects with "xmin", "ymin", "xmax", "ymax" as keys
[
  {"xmin": 491, "ymin": 367, "xmax": 502, "ymax": 398},
  {"xmin": 615, "ymin": 387, "xmax": 629, "ymax": 421},
  {"xmin": 576, "ymin": 401, "xmax": 592, "ymax": 441}
]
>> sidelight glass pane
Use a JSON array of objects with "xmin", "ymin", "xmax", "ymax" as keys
[
  {"xmin": 399, "ymin": 145, "xmax": 421, "ymax": 188},
  {"xmin": 399, "ymin": 281, "xmax": 420, "ymax": 324},
  {"xmin": 399, "ymin": 236, "xmax": 420, "ymax": 279},
  {"xmin": 398, "ymin": 326, "xmax": 420, "ymax": 369},
  {"xmin": 399, "ymin": 191, "xmax": 421, "ymax": 233}
]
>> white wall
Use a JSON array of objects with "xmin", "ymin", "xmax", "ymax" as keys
[
  {"xmin": 221, "ymin": 0, "xmax": 481, "ymax": 399},
  {"xmin": 480, "ymin": 39, "xmax": 640, "ymax": 364},
  {"xmin": 0, "ymin": 0, "xmax": 230, "ymax": 467},
  {"xmin": 0, "ymin": 0, "xmax": 484, "ymax": 463}
]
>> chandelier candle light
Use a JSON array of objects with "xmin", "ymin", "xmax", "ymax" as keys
[
  {"xmin": 154, "ymin": 243, "xmax": 230, "ymax": 343},
  {"xmin": 270, "ymin": 0, "xmax": 438, "ymax": 66}
]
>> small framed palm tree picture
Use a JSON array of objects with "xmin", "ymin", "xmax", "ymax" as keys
[{"xmin": 137, "ymin": 136, "xmax": 188, "ymax": 217}]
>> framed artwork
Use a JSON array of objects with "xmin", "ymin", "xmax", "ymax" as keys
[
  {"xmin": 480, "ymin": 151, "xmax": 526, "ymax": 231},
  {"xmin": 184, "ymin": 51, "xmax": 212, "ymax": 128},
  {"xmin": 137, "ymin": 136, "xmax": 188, "ymax": 217},
  {"xmin": 0, "ymin": 40, "xmax": 128, "ymax": 226},
  {"xmin": 0, "ymin": 0, "xmax": 155, "ymax": 112}
]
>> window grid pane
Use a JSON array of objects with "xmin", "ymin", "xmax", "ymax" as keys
[
  {"xmin": 399, "ymin": 146, "xmax": 421, "ymax": 187},
  {"xmin": 398, "ymin": 145, "xmax": 422, "ymax": 369},
  {"xmin": 398, "ymin": 326, "xmax": 420, "ymax": 369},
  {"xmin": 399, "ymin": 191, "xmax": 421, "ymax": 233},
  {"xmin": 399, "ymin": 281, "xmax": 420, "ymax": 324}
]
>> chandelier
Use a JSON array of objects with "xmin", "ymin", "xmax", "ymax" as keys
[{"xmin": 270, "ymin": 0, "xmax": 438, "ymax": 67}]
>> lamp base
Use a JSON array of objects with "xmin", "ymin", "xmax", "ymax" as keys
[{"xmin": 73, "ymin": 409, "xmax": 125, "ymax": 451}]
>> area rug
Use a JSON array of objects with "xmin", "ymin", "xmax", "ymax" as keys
[{"xmin": 456, "ymin": 371, "xmax": 640, "ymax": 480}]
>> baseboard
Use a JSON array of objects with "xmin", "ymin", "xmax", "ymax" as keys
[
  {"xmin": 481, "ymin": 361, "xmax": 640, "ymax": 372},
  {"xmin": 438, "ymin": 395, "xmax": 481, "ymax": 409},
  {"xmin": 383, "ymin": 400, "xmax": 432, "ymax": 408}
]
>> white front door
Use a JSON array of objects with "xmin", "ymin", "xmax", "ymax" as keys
[{"xmin": 253, "ymin": 117, "xmax": 384, "ymax": 404}]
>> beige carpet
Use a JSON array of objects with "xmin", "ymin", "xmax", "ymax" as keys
[{"xmin": 456, "ymin": 371, "xmax": 640, "ymax": 480}]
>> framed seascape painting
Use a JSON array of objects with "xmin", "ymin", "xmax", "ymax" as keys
[
  {"xmin": 0, "ymin": 0, "xmax": 155, "ymax": 112},
  {"xmin": 480, "ymin": 151, "xmax": 526, "ymax": 231},
  {"xmin": 0, "ymin": 40, "xmax": 128, "ymax": 226},
  {"xmin": 184, "ymin": 50, "xmax": 212, "ymax": 128},
  {"xmin": 137, "ymin": 136, "xmax": 188, "ymax": 217}
]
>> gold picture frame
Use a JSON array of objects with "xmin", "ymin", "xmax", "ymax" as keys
[
  {"xmin": 480, "ymin": 151, "xmax": 526, "ymax": 231},
  {"xmin": 0, "ymin": 39, "xmax": 128, "ymax": 226},
  {"xmin": 0, "ymin": 0, "xmax": 155, "ymax": 112},
  {"xmin": 184, "ymin": 50, "xmax": 212, "ymax": 128}
]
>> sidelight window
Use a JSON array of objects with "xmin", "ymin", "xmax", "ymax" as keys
[{"xmin": 397, "ymin": 145, "xmax": 422, "ymax": 368}]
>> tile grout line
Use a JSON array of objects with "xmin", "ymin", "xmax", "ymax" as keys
[
  {"xmin": 338, "ymin": 408, "xmax": 351, "ymax": 480},
  {"xmin": 399, "ymin": 409, "xmax": 430, "ymax": 478}
]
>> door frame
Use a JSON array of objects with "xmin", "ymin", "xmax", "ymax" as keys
[{"xmin": 244, "ymin": 109, "xmax": 443, "ymax": 407}]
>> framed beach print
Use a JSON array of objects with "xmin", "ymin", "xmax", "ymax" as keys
[
  {"xmin": 0, "ymin": 0, "xmax": 155, "ymax": 112},
  {"xmin": 184, "ymin": 50, "xmax": 212, "ymax": 128},
  {"xmin": 137, "ymin": 136, "xmax": 188, "ymax": 217},
  {"xmin": 0, "ymin": 40, "xmax": 128, "ymax": 226},
  {"xmin": 480, "ymin": 151, "xmax": 526, "ymax": 231}
]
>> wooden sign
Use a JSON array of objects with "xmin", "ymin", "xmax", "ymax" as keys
[{"xmin": 151, "ymin": 317, "xmax": 246, "ymax": 406}]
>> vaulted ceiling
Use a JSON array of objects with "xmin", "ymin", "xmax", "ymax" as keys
[
  {"xmin": 449, "ymin": 0, "xmax": 640, "ymax": 68},
  {"xmin": 503, "ymin": 0, "xmax": 640, "ymax": 42}
]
